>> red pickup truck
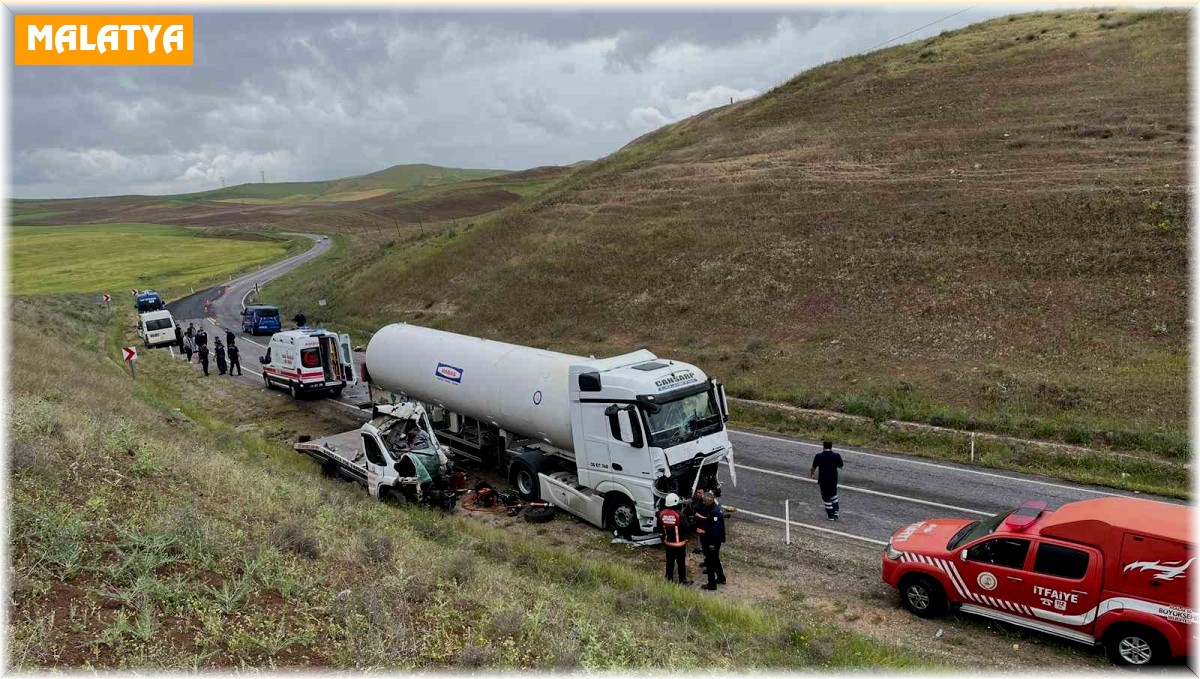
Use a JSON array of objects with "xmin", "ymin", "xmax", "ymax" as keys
[{"xmin": 882, "ymin": 497, "xmax": 1193, "ymax": 666}]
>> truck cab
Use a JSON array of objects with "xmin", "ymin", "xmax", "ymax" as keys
[
  {"xmin": 295, "ymin": 402, "xmax": 458, "ymax": 510},
  {"xmin": 260, "ymin": 328, "xmax": 356, "ymax": 399},
  {"xmin": 882, "ymin": 497, "xmax": 1194, "ymax": 666},
  {"xmin": 524, "ymin": 351, "xmax": 733, "ymax": 535}
]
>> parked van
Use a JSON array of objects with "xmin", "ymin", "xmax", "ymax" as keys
[
  {"xmin": 242, "ymin": 305, "xmax": 282, "ymax": 335},
  {"xmin": 135, "ymin": 291, "xmax": 165, "ymax": 313},
  {"xmin": 259, "ymin": 328, "xmax": 356, "ymax": 399},
  {"xmin": 882, "ymin": 497, "xmax": 1193, "ymax": 666},
  {"xmin": 138, "ymin": 310, "xmax": 177, "ymax": 348}
]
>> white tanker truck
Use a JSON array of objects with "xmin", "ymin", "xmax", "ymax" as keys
[{"xmin": 300, "ymin": 324, "xmax": 735, "ymax": 534}]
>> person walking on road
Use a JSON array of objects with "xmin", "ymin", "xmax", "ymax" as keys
[
  {"xmin": 225, "ymin": 328, "xmax": 235, "ymax": 346},
  {"xmin": 810, "ymin": 440, "xmax": 844, "ymax": 520},
  {"xmin": 658, "ymin": 493, "xmax": 692, "ymax": 585},
  {"xmin": 195, "ymin": 327, "xmax": 208, "ymax": 350},
  {"xmin": 227, "ymin": 340, "xmax": 242, "ymax": 376},
  {"xmin": 198, "ymin": 342, "xmax": 210, "ymax": 376},
  {"xmin": 698, "ymin": 491, "xmax": 726, "ymax": 590},
  {"xmin": 182, "ymin": 334, "xmax": 194, "ymax": 362},
  {"xmin": 214, "ymin": 338, "xmax": 228, "ymax": 375},
  {"xmin": 174, "ymin": 323, "xmax": 184, "ymax": 351}
]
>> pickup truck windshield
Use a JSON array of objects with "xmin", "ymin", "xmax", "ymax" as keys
[
  {"xmin": 644, "ymin": 389, "xmax": 723, "ymax": 448},
  {"xmin": 947, "ymin": 510, "xmax": 1010, "ymax": 550},
  {"xmin": 145, "ymin": 318, "xmax": 172, "ymax": 331}
]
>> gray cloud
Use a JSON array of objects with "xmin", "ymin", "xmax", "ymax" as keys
[{"xmin": 10, "ymin": 6, "xmax": 1082, "ymax": 198}]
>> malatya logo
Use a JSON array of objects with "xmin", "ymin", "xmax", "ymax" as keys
[{"xmin": 15, "ymin": 15, "xmax": 193, "ymax": 66}]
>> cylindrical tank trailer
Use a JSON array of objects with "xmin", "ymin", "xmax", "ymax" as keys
[{"xmin": 365, "ymin": 324, "xmax": 581, "ymax": 451}]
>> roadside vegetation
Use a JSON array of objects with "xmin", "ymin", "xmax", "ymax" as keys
[
  {"xmin": 8, "ymin": 296, "xmax": 925, "ymax": 670},
  {"xmin": 262, "ymin": 9, "xmax": 1190, "ymax": 465},
  {"xmin": 9, "ymin": 224, "xmax": 300, "ymax": 297}
]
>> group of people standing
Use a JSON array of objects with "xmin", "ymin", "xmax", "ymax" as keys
[
  {"xmin": 176, "ymin": 323, "xmax": 242, "ymax": 377},
  {"xmin": 657, "ymin": 489, "xmax": 727, "ymax": 591},
  {"xmin": 656, "ymin": 440, "xmax": 846, "ymax": 590}
]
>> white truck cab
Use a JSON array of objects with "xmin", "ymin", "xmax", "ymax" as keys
[
  {"xmin": 364, "ymin": 324, "xmax": 734, "ymax": 535},
  {"xmin": 138, "ymin": 309, "xmax": 177, "ymax": 348},
  {"xmin": 260, "ymin": 328, "xmax": 357, "ymax": 399}
]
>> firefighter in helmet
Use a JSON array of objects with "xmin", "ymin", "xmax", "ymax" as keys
[{"xmin": 658, "ymin": 493, "xmax": 692, "ymax": 584}]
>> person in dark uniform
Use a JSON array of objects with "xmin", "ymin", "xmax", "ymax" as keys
[
  {"xmin": 174, "ymin": 323, "xmax": 184, "ymax": 350},
  {"xmin": 227, "ymin": 340, "xmax": 242, "ymax": 376},
  {"xmin": 294, "ymin": 311, "xmax": 307, "ymax": 328},
  {"xmin": 225, "ymin": 328, "xmax": 235, "ymax": 346},
  {"xmin": 810, "ymin": 440, "xmax": 844, "ymax": 520},
  {"xmin": 195, "ymin": 328, "xmax": 208, "ymax": 350},
  {"xmin": 699, "ymin": 491, "xmax": 726, "ymax": 590},
  {"xmin": 198, "ymin": 342, "xmax": 210, "ymax": 376},
  {"xmin": 690, "ymin": 487, "xmax": 706, "ymax": 556},
  {"xmin": 658, "ymin": 493, "xmax": 692, "ymax": 584},
  {"xmin": 214, "ymin": 338, "xmax": 228, "ymax": 375}
]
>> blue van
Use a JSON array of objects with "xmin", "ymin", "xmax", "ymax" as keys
[
  {"xmin": 242, "ymin": 305, "xmax": 282, "ymax": 335},
  {"xmin": 135, "ymin": 291, "xmax": 165, "ymax": 313}
]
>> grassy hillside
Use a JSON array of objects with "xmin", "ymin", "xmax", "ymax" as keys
[
  {"xmin": 267, "ymin": 9, "xmax": 1188, "ymax": 459},
  {"xmin": 9, "ymin": 224, "xmax": 298, "ymax": 296},
  {"xmin": 8, "ymin": 296, "xmax": 923, "ymax": 670}
]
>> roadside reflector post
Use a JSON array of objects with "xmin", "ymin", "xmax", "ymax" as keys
[
  {"xmin": 785, "ymin": 499, "xmax": 791, "ymax": 545},
  {"xmin": 970, "ymin": 432, "xmax": 976, "ymax": 462}
]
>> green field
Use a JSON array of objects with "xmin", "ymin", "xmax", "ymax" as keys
[{"xmin": 10, "ymin": 224, "xmax": 292, "ymax": 296}]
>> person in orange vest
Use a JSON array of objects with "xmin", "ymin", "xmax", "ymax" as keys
[{"xmin": 658, "ymin": 493, "xmax": 692, "ymax": 585}]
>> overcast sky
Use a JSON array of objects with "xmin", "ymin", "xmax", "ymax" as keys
[{"xmin": 11, "ymin": 5, "xmax": 1097, "ymax": 199}]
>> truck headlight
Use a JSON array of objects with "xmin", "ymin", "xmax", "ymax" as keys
[{"xmin": 885, "ymin": 543, "xmax": 903, "ymax": 560}]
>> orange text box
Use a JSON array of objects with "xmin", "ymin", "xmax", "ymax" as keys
[{"xmin": 15, "ymin": 15, "xmax": 193, "ymax": 66}]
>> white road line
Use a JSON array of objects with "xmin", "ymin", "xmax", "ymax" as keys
[
  {"xmin": 731, "ymin": 429, "xmax": 1125, "ymax": 498},
  {"xmin": 734, "ymin": 507, "xmax": 887, "ymax": 546},
  {"xmin": 722, "ymin": 461, "xmax": 992, "ymax": 516}
]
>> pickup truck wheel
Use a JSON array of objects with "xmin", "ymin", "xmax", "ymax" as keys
[
  {"xmin": 899, "ymin": 574, "xmax": 945, "ymax": 618},
  {"xmin": 288, "ymin": 382, "xmax": 299, "ymax": 399},
  {"xmin": 523, "ymin": 506, "xmax": 556, "ymax": 523},
  {"xmin": 510, "ymin": 461, "xmax": 540, "ymax": 502},
  {"xmin": 1106, "ymin": 625, "xmax": 1166, "ymax": 667},
  {"xmin": 605, "ymin": 495, "xmax": 642, "ymax": 537}
]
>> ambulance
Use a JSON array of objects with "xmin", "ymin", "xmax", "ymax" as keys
[
  {"xmin": 882, "ymin": 497, "xmax": 1193, "ymax": 666},
  {"xmin": 259, "ymin": 328, "xmax": 356, "ymax": 399}
]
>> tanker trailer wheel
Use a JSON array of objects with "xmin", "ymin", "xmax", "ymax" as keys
[
  {"xmin": 605, "ymin": 494, "xmax": 642, "ymax": 538},
  {"xmin": 510, "ymin": 461, "xmax": 540, "ymax": 502}
]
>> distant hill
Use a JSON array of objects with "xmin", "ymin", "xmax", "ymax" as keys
[
  {"xmin": 178, "ymin": 164, "xmax": 510, "ymax": 204},
  {"xmin": 8, "ymin": 164, "xmax": 567, "ymax": 229},
  {"xmin": 299, "ymin": 9, "xmax": 1188, "ymax": 455}
]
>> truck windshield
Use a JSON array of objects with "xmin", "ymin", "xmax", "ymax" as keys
[
  {"xmin": 146, "ymin": 318, "xmax": 172, "ymax": 331},
  {"xmin": 947, "ymin": 510, "xmax": 1011, "ymax": 550},
  {"xmin": 644, "ymin": 389, "xmax": 723, "ymax": 448}
]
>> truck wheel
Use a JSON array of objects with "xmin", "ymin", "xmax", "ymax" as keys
[
  {"xmin": 510, "ymin": 461, "xmax": 540, "ymax": 501},
  {"xmin": 382, "ymin": 486, "xmax": 408, "ymax": 506},
  {"xmin": 899, "ymin": 574, "xmax": 946, "ymax": 618},
  {"xmin": 289, "ymin": 382, "xmax": 299, "ymax": 399},
  {"xmin": 605, "ymin": 495, "xmax": 641, "ymax": 537},
  {"xmin": 332, "ymin": 386, "xmax": 344, "ymax": 398},
  {"xmin": 1106, "ymin": 625, "xmax": 1166, "ymax": 667},
  {"xmin": 524, "ymin": 506, "xmax": 555, "ymax": 523}
]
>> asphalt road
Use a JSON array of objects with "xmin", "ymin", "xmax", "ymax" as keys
[{"xmin": 164, "ymin": 234, "xmax": 1178, "ymax": 549}]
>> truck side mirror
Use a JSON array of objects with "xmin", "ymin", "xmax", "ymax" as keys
[
  {"xmin": 607, "ymin": 406, "xmax": 644, "ymax": 449},
  {"xmin": 715, "ymin": 381, "xmax": 729, "ymax": 422},
  {"xmin": 616, "ymin": 409, "xmax": 636, "ymax": 445}
]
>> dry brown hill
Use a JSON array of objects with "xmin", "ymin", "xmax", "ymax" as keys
[{"xmin": 282, "ymin": 10, "xmax": 1191, "ymax": 456}]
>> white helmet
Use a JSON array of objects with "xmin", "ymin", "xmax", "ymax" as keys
[{"xmin": 664, "ymin": 493, "xmax": 681, "ymax": 508}]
